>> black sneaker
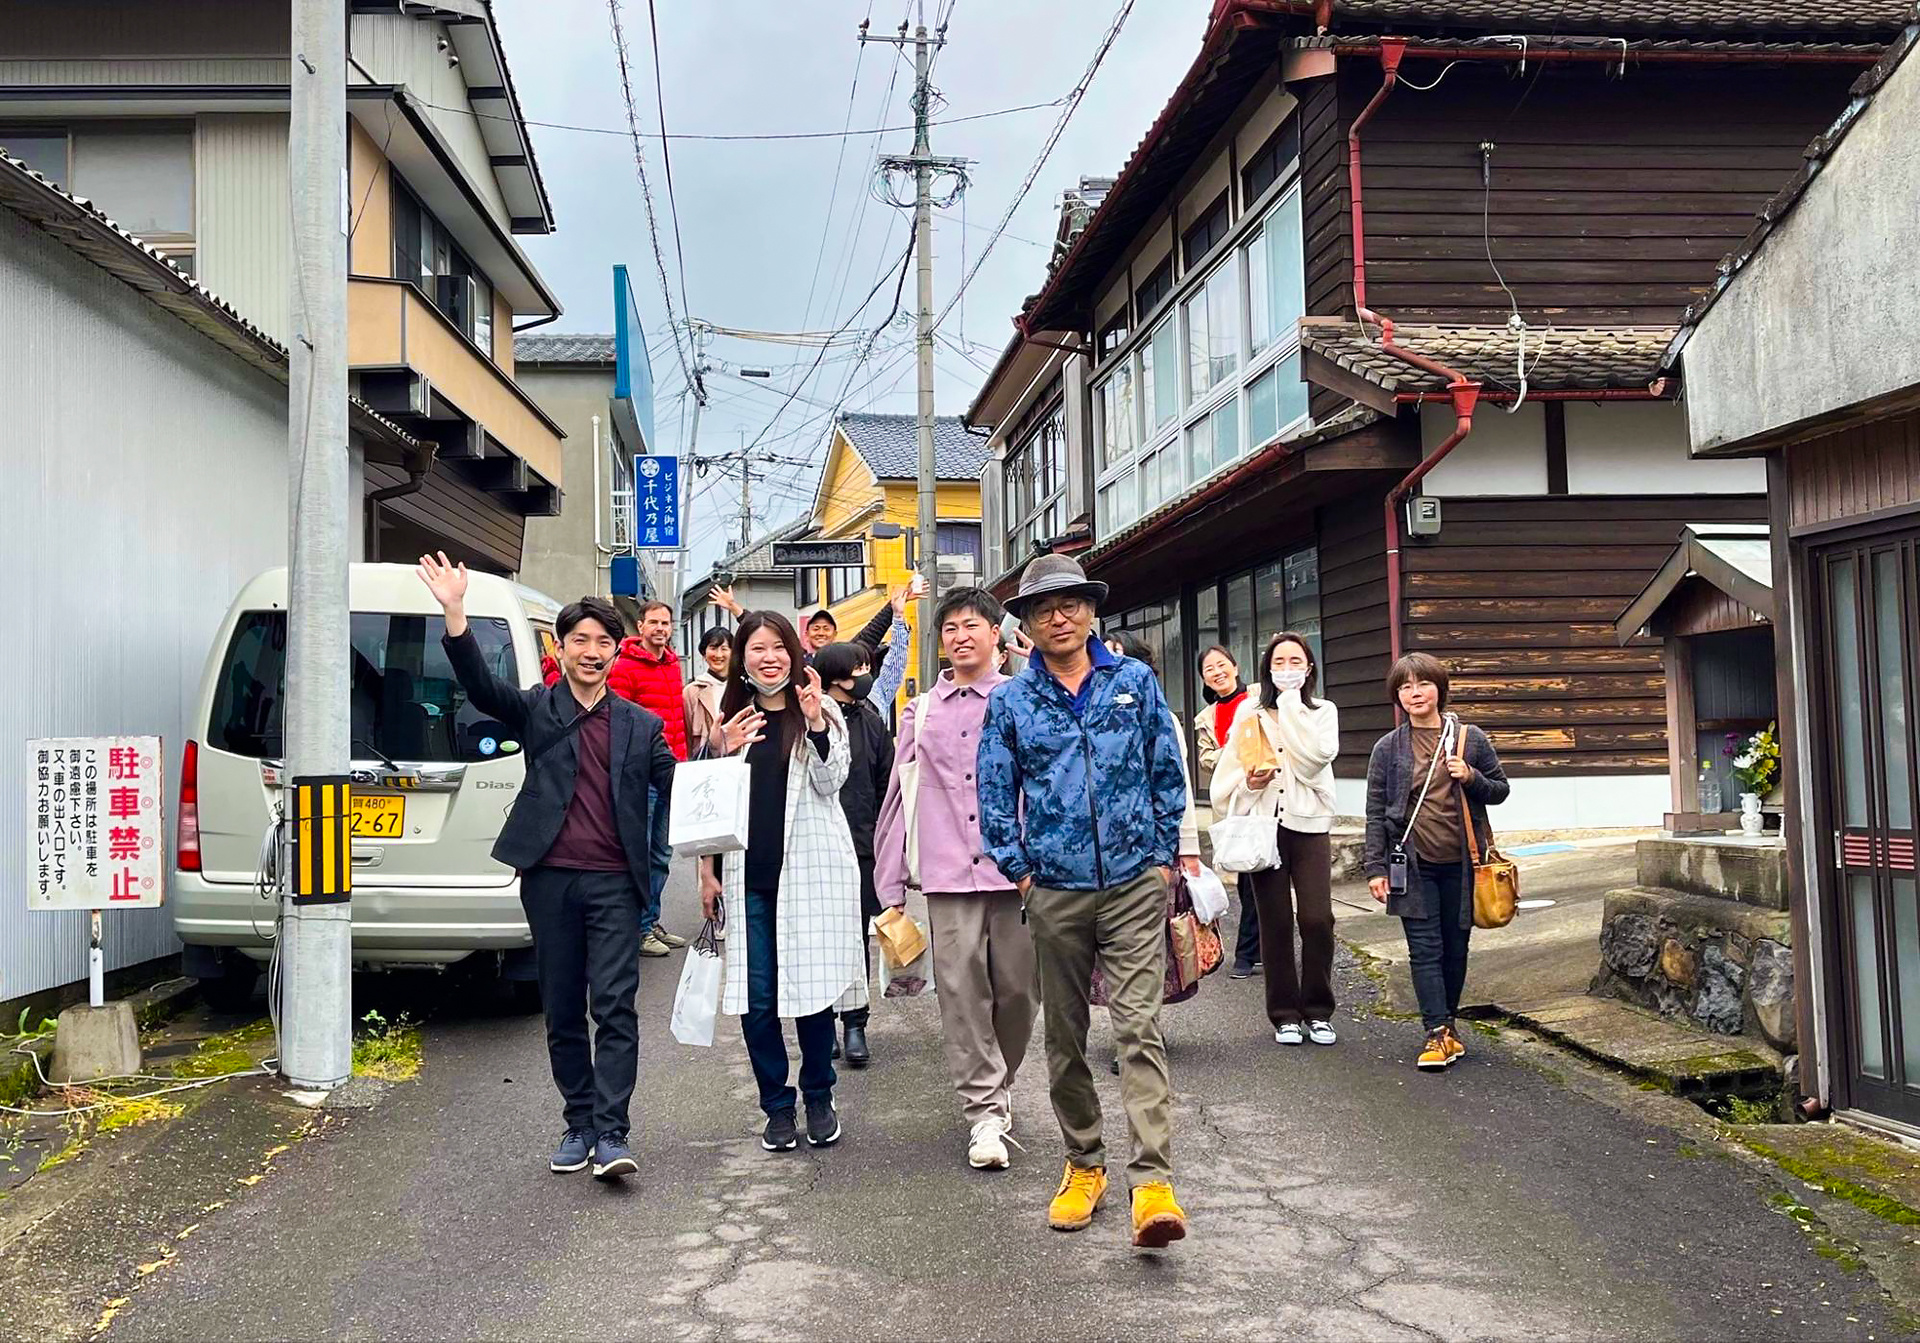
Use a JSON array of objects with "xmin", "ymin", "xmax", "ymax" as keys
[
  {"xmin": 591, "ymin": 1132, "xmax": 638, "ymax": 1179},
  {"xmin": 1230, "ymin": 963, "xmax": 1254, "ymax": 979},
  {"xmin": 805, "ymin": 1096, "xmax": 841, "ymax": 1147},
  {"xmin": 761, "ymin": 1110, "xmax": 798, "ymax": 1151}
]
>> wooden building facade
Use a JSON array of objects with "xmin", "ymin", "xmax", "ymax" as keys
[{"xmin": 972, "ymin": 0, "xmax": 1901, "ymax": 830}]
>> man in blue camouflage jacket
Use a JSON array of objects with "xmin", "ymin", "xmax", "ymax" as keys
[{"xmin": 977, "ymin": 554, "xmax": 1191, "ymax": 1250}]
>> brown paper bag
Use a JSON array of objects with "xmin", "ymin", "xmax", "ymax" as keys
[
  {"xmin": 872, "ymin": 906, "xmax": 928, "ymax": 969},
  {"xmin": 1232, "ymin": 713, "xmax": 1278, "ymax": 776}
]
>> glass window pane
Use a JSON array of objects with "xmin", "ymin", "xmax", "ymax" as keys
[
  {"xmin": 1195, "ymin": 583, "xmax": 1221, "ymax": 654},
  {"xmin": 1185, "ymin": 417, "xmax": 1211, "ymax": 487},
  {"xmin": 1098, "ymin": 368, "xmax": 1135, "ymax": 471},
  {"xmin": 1211, "ymin": 395, "xmax": 1240, "ymax": 469},
  {"xmin": 1275, "ymin": 349, "xmax": 1308, "ymax": 430},
  {"xmin": 4, "ymin": 132, "xmax": 69, "ymax": 187},
  {"xmin": 1224, "ymin": 574, "xmax": 1256, "ymax": 676},
  {"xmin": 1185, "ymin": 288, "xmax": 1211, "ymax": 404},
  {"xmin": 1285, "ymin": 546, "xmax": 1323, "ymax": 666},
  {"xmin": 1872, "ymin": 549, "xmax": 1912, "ymax": 829},
  {"xmin": 1255, "ymin": 560, "xmax": 1287, "ymax": 635},
  {"xmin": 1207, "ymin": 266, "xmax": 1239, "ymax": 389},
  {"xmin": 72, "ymin": 127, "xmax": 193, "ymax": 235},
  {"xmin": 1248, "ymin": 229, "xmax": 1272, "ymax": 353},
  {"xmin": 1829, "ymin": 557, "xmax": 1869, "ymax": 828},
  {"xmin": 1249, "ymin": 366, "xmax": 1279, "ymax": 447},
  {"xmin": 1852, "ymin": 872, "xmax": 1886, "ymax": 1079},
  {"xmin": 1264, "ymin": 192, "xmax": 1305, "ymax": 348},
  {"xmin": 1896, "ymin": 878, "xmax": 1920, "ymax": 1084},
  {"xmin": 1146, "ymin": 320, "xmax": 1178, "ymax": 430}
]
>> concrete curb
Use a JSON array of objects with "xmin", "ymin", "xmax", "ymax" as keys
[{"xmin": 1491, "ymin": 995, "xmax": 1781, "ymax": 1102}]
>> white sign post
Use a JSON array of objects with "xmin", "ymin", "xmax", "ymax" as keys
[{"xmin": 29, "ymin": 736, "xmax": 166, "ymax": 1009}]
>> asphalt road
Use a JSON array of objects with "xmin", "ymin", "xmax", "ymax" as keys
[{"xmin": 103, "ymin": 866, "xmax": 1891, "ymax": 1342}]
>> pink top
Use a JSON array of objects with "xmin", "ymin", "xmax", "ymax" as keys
[{"xmin": 874, "ymin": 667, "xmax": 1017, "ymax": 905}]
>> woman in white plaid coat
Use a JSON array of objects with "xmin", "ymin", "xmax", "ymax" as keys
[{"xmin": 699, "ymin": 611, "xmax": 868, "ymax": 1152}]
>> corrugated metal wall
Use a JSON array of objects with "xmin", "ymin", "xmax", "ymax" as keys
[
  {"xmin": 195, "ymin": 113, "xmax": 292, "ymax": 344},
  {"xmin": 0, "ymin": 209, "xmax": 287, "ymax": 1002},
  {"xmin": 0, "ymin": 58, "xmax": 289, "ymax": 86}
]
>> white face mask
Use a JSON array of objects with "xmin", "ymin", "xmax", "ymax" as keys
[
  {"xmin": 1274, "ymin": 668, "xmax": 1309, "ymax": 692},
  {"xmin": 746, "ymin": 672, "xmax": 790, "ymax": 697}
]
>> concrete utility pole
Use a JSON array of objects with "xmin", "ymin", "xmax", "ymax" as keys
[
  {"xmin": 282, "ymin": 0, "xmax": 352, "ymax": 1090},
  {"xmin": 737, "ymin": 429, "xmax": 754, "ymax": 553},
  {"xmin": 867, "ymin": 6, "xmax": 965, "ymax": 691},
  {"xmin": 671, "ymin": 322, "xmax": 707, "ymax": 626}
]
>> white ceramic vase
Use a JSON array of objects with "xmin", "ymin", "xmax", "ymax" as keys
[{"xmin": 1739, "ymin": 791, "xmax": 1765, "ymax": 837}]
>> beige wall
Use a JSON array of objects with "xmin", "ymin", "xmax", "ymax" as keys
[
  {"xmin": 518, "ymin": 365, "xmax": 614, "ymax": 605},
  {"xmin": 348, "ymin": 119, "xmax": 394, "ymax": 278},
  {"xmin": 194, "ymin": 113, "xmax": 292, "ymax": 342}
]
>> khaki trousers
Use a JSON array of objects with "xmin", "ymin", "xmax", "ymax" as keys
[
  {"xmin": 927, "ymin": 890, "xmax": 1037, "ymax": 1124},
  {"xmin": 1025, "ymin": 867, "xmax": 1172, "ymax": 1184}
]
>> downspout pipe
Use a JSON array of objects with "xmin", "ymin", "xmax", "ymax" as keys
[{"xmin": 1347, "ymin": 40, "xmax": 1486, "ymax": 677}]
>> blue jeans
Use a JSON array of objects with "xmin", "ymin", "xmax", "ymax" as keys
[
  {"xmin": 1400, "ymin": 860, "xmax": 1472, "ymax": 1032},
  {"xmin": 740, "ymin": 885, "xmax": 837, "ymax": 1117},
  {"xmin": 642, "ymin": 783, "xmax": 672, "ymax": 932}
]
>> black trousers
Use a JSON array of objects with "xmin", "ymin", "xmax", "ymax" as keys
[
  {"xmin": 520, "ymin": 866, "xmax": 642, "ymax": 1137},
  {"xmin": 1233, "ymin": 871, "xmax": 1262, "ymax": 970}
]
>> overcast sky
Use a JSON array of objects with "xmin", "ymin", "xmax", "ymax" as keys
[{"xmin": 495, "ymin": 0, "xmax": 1206, "ymax": 576}]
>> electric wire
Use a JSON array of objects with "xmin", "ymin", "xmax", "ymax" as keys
[
  {"xmin": 643, "ymin": 0, "xmax": 696, "ymax": 377},
  {"xmin": 932, "ymin": 0, "xmax": 1139, "ymax": 330},
  {"xmin": 798, "ymin": 0, "xmax": 879, "ymax": 340},
  {"xmin": 413, "ymin": 95, "xmax": 1062, "ymax": 143}
]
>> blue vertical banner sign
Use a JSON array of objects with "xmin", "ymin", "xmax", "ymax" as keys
[{"xmin": 633, "ymin": 455, "xmax": 680, "ymax": 548}]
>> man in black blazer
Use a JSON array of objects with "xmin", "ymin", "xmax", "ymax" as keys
[{"xmin": 419, "ymin": 553, "xmax": 678, "ymax": 1180}]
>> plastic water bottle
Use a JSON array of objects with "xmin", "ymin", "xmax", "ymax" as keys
[{"xmin": 1699, "ymin": 769, "xmax": 1722, "ymax": 815}]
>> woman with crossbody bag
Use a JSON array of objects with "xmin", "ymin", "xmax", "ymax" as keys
[
  {"xmin": 1361, "ymin": 654, "xmax": 1511, "ymax": 1072},
  {"xmin": 873, "ymin": 587, "xmax": 1033, "ymax": 1173},
  {"xmin": 1210, "ymin": 632, "xmax": 1341, "ymax": 1047}
]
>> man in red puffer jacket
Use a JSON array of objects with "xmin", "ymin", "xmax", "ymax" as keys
[{"xmin": 545, "ymin": 599, "xmax": 690, "ymax": 956}]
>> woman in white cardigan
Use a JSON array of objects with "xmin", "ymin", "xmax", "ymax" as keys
[
  {"xmin": 1210, "ymin": 631, "xmax": 1341, "ymax": 1047},
  {"xmin": 698, "ymin": 611, "xmax": 867, "ymax": 1153}
]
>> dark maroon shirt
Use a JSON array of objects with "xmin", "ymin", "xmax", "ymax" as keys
[{"xmin": 542, "ymin": 695, "xmax": 627, "ymax": 872}]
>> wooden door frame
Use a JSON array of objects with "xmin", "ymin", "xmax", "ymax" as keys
[{"xmin": 1801, "ymin": 514, "xmax": 1920, "ymax": 1121}]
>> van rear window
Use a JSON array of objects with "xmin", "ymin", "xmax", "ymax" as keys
[{"xmin": 209, "ymin": 612, "xmax": 520, "ymax": 762}]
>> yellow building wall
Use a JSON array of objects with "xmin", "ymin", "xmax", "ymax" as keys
[{"xmin": 813, "ymin": 429, "xmax": 985, "ymax": 709}]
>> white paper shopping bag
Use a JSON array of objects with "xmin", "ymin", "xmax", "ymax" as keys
[{"xmin": 668, "ymin": 757, "xmax": 751, "ymax": 856}]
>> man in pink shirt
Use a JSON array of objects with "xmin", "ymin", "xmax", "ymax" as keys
[{"xmin": 874, "ymin": 586, "xmax": 1035, "ymax": 1172}]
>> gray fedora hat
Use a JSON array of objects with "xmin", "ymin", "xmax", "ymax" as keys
[{"xmin": 1006, "ymin": 553, "xmax": 1109, "ymax": 617}]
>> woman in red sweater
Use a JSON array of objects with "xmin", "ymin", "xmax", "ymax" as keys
[{"xmin": 1193, "ymin": 645, "xmax": 1260, "ymax": 977}]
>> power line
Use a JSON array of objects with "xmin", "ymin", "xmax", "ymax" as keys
[
  {"xmin": 413, "ymin": 95, "xmax": 1062, "ymax": 143},
  {"xmin": 934, "ymin": 0, "xmax": 1138, "ymax": 330},
  {"xmin": 799, "ymin": 0, "xmax": 878, "ymax": 340},
  {"xmin": 604, "ymin": 0, "xmax": 694, "ymax": 396},
  {"xmin": 643, "ymin": 0, "xmax": 695, "ymax": 366}
]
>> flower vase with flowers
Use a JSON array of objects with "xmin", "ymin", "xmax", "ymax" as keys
[{"xmin": 1725, "ymin": 723, "xmax": 1781, "ymax": 836}]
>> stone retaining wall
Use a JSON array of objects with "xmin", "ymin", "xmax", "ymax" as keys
[{"xmin": 1592, "ymin": 885, "xmax": 1796, "ymax": 1051}]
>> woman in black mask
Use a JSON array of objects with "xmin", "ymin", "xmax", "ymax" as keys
[{"xmin": 813, "ymin": 640, "xmax": 894, "ymax": 1068}]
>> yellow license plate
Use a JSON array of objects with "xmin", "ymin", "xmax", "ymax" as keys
[{"xmin": 347, "ymin": 794, "xmax": 405, "ymax": 839}]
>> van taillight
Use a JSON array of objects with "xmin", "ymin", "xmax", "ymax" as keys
[{"xmin": 178, "ymin": 740, "xmax": 202, "ymax": 872}]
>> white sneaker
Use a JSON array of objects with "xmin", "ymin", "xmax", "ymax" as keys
[
  {"xmin": 967, "ymin": 1115, "xmax": 1012, "ymax": 1170},
  {"xmin": 1307, "ymin": 1020, "xmax": 1337, "ymax": 1046},
  {"xmin": 1274, "ymin": 1024, "xmax": 1305, "ymax": 1046}
]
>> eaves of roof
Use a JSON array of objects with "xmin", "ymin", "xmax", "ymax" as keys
[
  {"xmin": 1302, "ymin": 320, "xmax": 1677, "ymax": 396},
  {"xmin": 1664, "ymin": 19, "xmax": 1920, "ymax": 369}
]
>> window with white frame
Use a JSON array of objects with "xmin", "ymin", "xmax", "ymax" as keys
[
  {"xmin": 1092, "ymin": 165, "xmax": 1305, "ymax": 538},
  {"xmin": 1003, "ymin": 394, "xmax": 1066, "ymax": 562}
]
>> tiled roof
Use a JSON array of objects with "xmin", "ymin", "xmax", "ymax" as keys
[
  {"xmin": 514, "ymin": 332, "xmax": 618, "ymax": 364},
  {"xmin": 1667, "ymin": 20, "xmax": 1920, "ymax": 365},
  {"xmin": 714, "ymin": 516, "xmax": 816, "ymax": 579},
  {"xmin": 1292, "ymin": 33, "xmax": 1887, "ymax": 57},
  {"xmin": 0, "ymin": 151, "xmax": 422, "ymax": 455},
  {"xmin": 1301, "ymin": 320, "xmax": 1676, "ymax": 395},
  {"xmin": 835, "ymin": 412, "xmax": 990, "ymax": 480},
  {"xmin": 1314, "ymin": 0, "xmax": 1912, "ymax": 36}
]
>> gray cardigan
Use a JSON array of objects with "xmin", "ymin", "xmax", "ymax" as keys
[{"xmin": 1362, "ymin": 719, "xmax": 1511, "ymax": 928}]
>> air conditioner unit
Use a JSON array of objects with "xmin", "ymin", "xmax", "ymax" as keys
[{"xmin": 934, "ymin": 553, "xmax": 978, "ymax": 595}]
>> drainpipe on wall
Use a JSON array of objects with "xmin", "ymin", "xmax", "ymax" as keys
[
  {"xmin": 1347, "ymin": 39, "xmax": 1485, "ymax": 675},
  {"xmin": 366, "ymin": 442, "xmax": 435, "ymax": 562}
]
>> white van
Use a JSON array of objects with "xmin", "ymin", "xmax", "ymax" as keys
[{"xmin": 172, "ymin": 563, "xmax": 561, "ymax": 1007}]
